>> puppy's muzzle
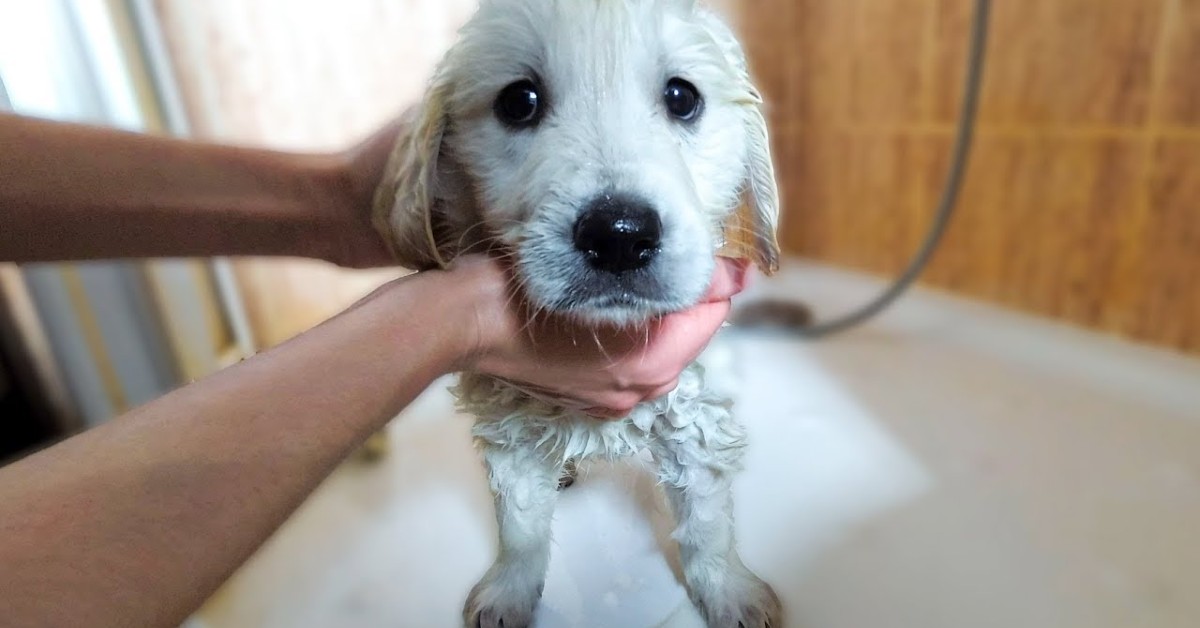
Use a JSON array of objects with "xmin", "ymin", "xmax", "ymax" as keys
[{"xmin": 572, "ymin": 195, "xmax": 662, "ymax": 274}]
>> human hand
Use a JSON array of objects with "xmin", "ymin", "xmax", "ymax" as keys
[
  {"xmin": 454, "ymin": 255, "xmax": 752, "ymax": 418},
  {"xmin": 310, "ymin": 112, "xmax": 412, "ymax": 269}
]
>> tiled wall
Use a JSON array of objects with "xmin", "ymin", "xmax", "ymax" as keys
[{"xmin": 740, "ymin": 0, "xmax": 1200, "ymax": 353}]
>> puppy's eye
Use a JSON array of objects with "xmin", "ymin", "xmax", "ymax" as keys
[
  {"xmin": 664, "ymin": 78, "xmax": 702, "ymax": 122},
  {"xmin": 494, "ymin": 80, "xmax": 542, "ymax": 128}
]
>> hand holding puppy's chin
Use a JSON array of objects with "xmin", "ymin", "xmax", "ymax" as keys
[{"xmin": 446, "ymin": 254, "xmax": 747, "ymax": 417}]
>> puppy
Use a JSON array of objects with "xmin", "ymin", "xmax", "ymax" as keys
[{"xmin": 374, "ymin": 1, "xmax": 782, "ymax": 626}]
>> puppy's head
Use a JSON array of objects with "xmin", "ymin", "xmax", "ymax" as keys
[{"xmin": 375, "ymin": 0, "xmax": 780, "ymax": 326}]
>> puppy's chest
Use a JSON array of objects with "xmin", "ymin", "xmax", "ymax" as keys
[{"xmin": 453, "ymin": 334, "xmax": 740, "ymax": 462}]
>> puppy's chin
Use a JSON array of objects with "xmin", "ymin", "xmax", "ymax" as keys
[
  {"xmin": 515, "ymin": 247, "xmax": 714, "ymax": 328},
  {"xmin": 525, "ymin": 279, "xmax": 707, "ymax": 328},
  {"xmin": 557, "ymin": 297, "xmax": 684, "ymax": 328}
]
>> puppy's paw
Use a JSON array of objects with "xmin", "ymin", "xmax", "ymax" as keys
[
  {"xmin": 691, "ymin": 565, "xmax": 781, "ymax": 628},
  {"xmin": 557, "ymin": 458, "xmax": 579, "ymax": 491},
  {"xmin": 463, "ymin": 564, "xmax": 543, "ymax": 628},
  {"xmin": 467, "ymin": 604, "xmax": 535, "ymax": 628}
]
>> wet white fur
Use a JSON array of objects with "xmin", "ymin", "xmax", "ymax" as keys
[{"xmin": 374, "ymin": 1, "xmax": 783, "ymax": 626}]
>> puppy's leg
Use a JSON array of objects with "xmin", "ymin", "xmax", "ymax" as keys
[
  {"xmin": 651, "ymin": 405, "xmax": 781, "ymax": 628},
  {"xmin": 465, "ymin": 444, "xmax": 562, "ymax": 628}
]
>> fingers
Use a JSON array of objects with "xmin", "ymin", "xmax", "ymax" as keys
[
  {"xmin": 645, "ymin": 377, "xmax": 681, "ymax": 401},
  {"xmin": 583, "ymin": 406, "xmax": 632, "ymax": 420},
  {"xmin": 474, "ymin": 257, "xmax": 737, "ymax": 421},
  {"xmin": 570, "ymin": 302, "xmax": 727, "ymax": 419},
  {"xmin": 700, "ymin": 256, "xmax": 752, "ymax": 303},
  {"xmin": 504, "ymin": 375, "xmax": 679, "ymax": 421},
  {"xmin": 645, "ymin": 299, "xmax": 732, "ymax": 366},
  {"xmin": 491, "ymin": 377, "xmax": 632, "ymax": 419}
]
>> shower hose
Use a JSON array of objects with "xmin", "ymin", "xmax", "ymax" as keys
[{"xmin": 777, "ymin": 0, "xmax": 992, "ymax": 339}]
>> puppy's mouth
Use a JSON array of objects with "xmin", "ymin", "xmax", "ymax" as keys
[
  {"xmin": 557, "ymin": 290, "xmax": 686, "ymax": 326},
  {"xmin": 514, "ymin": 258, "xmax": 694, "ymax": 326}
]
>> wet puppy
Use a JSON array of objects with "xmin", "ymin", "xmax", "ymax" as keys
[{"xmin": 375, "ymin": 1, "xmax": 782, "ymax": 625}]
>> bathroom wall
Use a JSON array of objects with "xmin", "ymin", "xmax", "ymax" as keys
[{"xmin": 739, "ymin": 0, "xmax": 1200, "ymax": 353}]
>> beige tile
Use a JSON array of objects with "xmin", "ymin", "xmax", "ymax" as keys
[
  {"xmin": 1156, "ymin": 0, "xmax": 1200, "ymax": 127},
  {"xmin": 788, "ymin": 0, "xmax": 856, "ymax": 125},
  {"xmin": 782, "ymin": 130, "xmax": 956, "ymax": 278},
  {"xmin": 1128, "ymin": 139, "xmax": 1200, "ymax": 351},
  {"xmin": 922, "ymin": 136, "xmax": 1144, "ymax": 325},
  {"xmin": 966, "ymin": 0, "xmax": 1164, "ymax": 127},
  {"xmin": 845, "ymin": 0, "xmax": 932, "ymax": 126}
]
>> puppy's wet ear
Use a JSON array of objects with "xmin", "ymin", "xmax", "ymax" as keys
[
  {"xmin": 372, "ymin": 75, "xmax": 457, "ymax": 270},
  {"xmin": 740, "ymin": 94, "xmax": 782, "ymax": 275},
  {"xmin": 699, "ymin": 10, "xmax": 782, "ymax": 276}
]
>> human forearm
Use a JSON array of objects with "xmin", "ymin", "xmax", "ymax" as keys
[
  {"xmin": 0, "ymin": 112, "xmax": 371, "ymax": 264},
  {"xmin": 0, "ymin": 267, "xmax": 475, "ymax": 627}
]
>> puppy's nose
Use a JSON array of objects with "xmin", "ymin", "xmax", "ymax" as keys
[{"xmin": 573, "ymin": 197, "xmax": 662, "ymax": 274}]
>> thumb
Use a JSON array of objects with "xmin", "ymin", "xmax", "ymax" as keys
[{"xmin": 700, "ymin": 256, "xmax": 752, "ymax": 303}]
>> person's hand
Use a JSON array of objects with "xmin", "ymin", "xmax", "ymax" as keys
[
  {"xmin": 454, "ymin": 255, "xmax": 751, "ymax": 418},
  {"xmin": 311, "ymin": 112, "xmax": 413, "ymax": 269}
]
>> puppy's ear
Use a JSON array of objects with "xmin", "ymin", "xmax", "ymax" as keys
[
  {"xmin": 740, "ymin": 93, "xmax": 782, "ymax": 275},
  {"xmin": 700, "ymin": 10, "xmax": 783, "ymax": 276},
  {"xmin": 372, "ymin": 76, "xmax": 457, "ymax": 270}
]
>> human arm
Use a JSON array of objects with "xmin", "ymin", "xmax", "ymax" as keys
[
  {"xmin": 0, "ymin": 109, "xmax": 751, "ymax": 410},
  {"xmin": 0, "ymin": 254, "xmax": 747, "ymax": 628},
  {"xmin": 0, "ymin": 258, "xmax": 464, "ymax": 628},
  {"xmin": 0, "ymin": 111, "xmax": 400, "ymax": 267}
]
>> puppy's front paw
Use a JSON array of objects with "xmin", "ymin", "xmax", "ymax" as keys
[
  {"xmin": 691, "ymin": 564, "xmax": 781, "ymax": 628},
  {"xmin": 557, "ymin": 458, "xmax": 579, "ymax": 491},
  {"xmin": 463, "ymin": 563, "xmax": 543, "ymax": 628}
]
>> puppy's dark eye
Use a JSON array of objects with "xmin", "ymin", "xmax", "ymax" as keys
[
  {"xmin": 664, "ymin": 78, "xmax": 702, "ymax": 122},
  {"xmin": 494, "ymin": 80, "xmax": 542, "ymax": 128}
]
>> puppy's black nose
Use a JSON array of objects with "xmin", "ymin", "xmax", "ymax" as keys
[{"xmin": 573, "ymin": 197, "xmax": 662, "ymax": 274}]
